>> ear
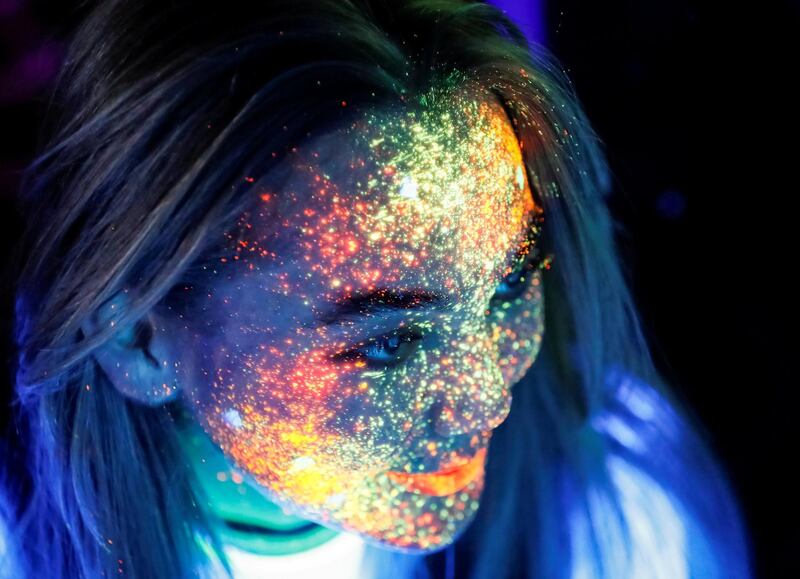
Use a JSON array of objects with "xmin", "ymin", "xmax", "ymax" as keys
[{"xmin": 82, "ymin": 291, "xmax": 182, "ymax": 405}]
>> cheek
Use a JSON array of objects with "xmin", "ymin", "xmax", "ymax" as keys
[
  {"xmin": 487, "ymin": 272, "xmax": 545, "ymax": 387},
  {"xmin": 184, "ymin": 335, "xmax": 410, "ymax": 507}
]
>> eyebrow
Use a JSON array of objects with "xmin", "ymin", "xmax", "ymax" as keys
[
  {"xmin": 314, "ymin": 288, "xmax": 454, "ymax": 327},
  {"xmin": 313, "ymin": 213, "xmax": 544, "ymax": 328}
]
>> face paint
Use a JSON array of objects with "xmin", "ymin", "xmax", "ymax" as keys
[{"xmin": 176, "ymin": 81, "xmax": 545, "ymax": 552}]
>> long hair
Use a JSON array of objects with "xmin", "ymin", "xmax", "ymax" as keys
[{"xmin": 1, "ymin": 1, "xmax": 751, "ymax": 577}]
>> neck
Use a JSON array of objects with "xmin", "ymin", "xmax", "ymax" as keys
[{"xmin": 175, "ymin": 407, "xmax": 338, "ymax": 555}]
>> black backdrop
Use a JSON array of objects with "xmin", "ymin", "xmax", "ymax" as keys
[
  {"xmin": 1, "ymin": 1, "xmax": 796, "ymax": 577},
  {"xmin": 546, "ymin": 3, "xmax": 797, "ymax": 577}
]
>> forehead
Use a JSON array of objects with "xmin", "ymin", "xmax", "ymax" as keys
[{"xmin": 232, "ymin": 85, "xmax": 537, "ymax": 304}]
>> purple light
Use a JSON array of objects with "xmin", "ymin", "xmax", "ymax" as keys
[
  {"xmin": 0, "ymin": 42, "xmax": 64, "ymax": 105},
  {"xmin": 488, "ymin": 0, "xmax": 547, "ymax": 47},
  {"xmin": 0, "ymin": 0, "xmax": 23, "ymax": 18}
]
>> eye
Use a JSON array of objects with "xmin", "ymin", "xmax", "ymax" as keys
[
  {"xmin": 491, "ymin": 248, "xmax": 543, "ymax": 303},
  {"xmin": 331, "ymin": 327, "xmax": 424, "ymax": 369}
]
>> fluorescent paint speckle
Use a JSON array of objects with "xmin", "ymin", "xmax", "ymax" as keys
[{"xmin": 177, "ymin": 76, "xmax": 547, "ymax": 552}]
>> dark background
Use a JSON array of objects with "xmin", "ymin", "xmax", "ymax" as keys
[{"xmin": 1, "ymin": 1, "xmax": 796, "ymax": 577}]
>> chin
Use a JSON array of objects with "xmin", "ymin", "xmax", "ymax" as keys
[
  {"xmin": 353, "ymin": 510, "xmax": 475, "ymax": 555},
  {"xmin": 358, "ymin": 533, "xmax": 457, "ymax": 555}
]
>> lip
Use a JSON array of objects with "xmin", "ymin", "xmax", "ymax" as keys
[{"xmin": 385, "ymin": 447, "xmax": 487, "ymax": 497}]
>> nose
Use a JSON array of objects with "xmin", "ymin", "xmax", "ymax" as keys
[{"xmin": 431, "ymin": 331, "xmax": 511, "ymax": 438}]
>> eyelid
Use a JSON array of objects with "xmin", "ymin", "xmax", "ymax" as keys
[
  {"xmin": 505, "ymin": 242, "xmax": 543, "ymax": 278},
  {"xmin": 329, "ymin": 325, "xmax": 425, "ymax": 367},
  {"xmin": 317, "ymin": 310, "xmax": 433, "ymax": 346},
  {"xmin": 491, "ymin": 246, "xmax": 544, "ymax": 304}
]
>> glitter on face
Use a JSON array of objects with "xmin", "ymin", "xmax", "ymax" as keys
[{"xmin": 177, "ymin": 79, "xmax": 546, "ymax": 552}]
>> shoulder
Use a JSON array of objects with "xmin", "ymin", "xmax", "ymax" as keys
[{"xmin": 572, "ymin": 367, "xmax": 753, "ymax": 579}]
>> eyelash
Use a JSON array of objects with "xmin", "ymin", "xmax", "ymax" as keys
[
  {"xmin": 330, "ymin": 326, "xmax": 424, "ymax": 369},
  {"xmin": 330, "ymin": 247, "xmax": 544, "ymax": 370},
  {"xmin": 491, "ymin": 247, "xmax": 544, "ymax": 303}
]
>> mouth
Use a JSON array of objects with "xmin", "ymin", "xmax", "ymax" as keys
[{"xmin": 385, "ymin": 447, "xmax": 487, "ymax": 497}]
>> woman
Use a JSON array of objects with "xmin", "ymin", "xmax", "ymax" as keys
[{"xmin": 0, "ymin": 1, "xmax": 752, "ymax": 577}]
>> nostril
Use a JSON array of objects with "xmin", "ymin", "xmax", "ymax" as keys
[{"xmin": 426, "ymin": 336, "xmax": 511, "ymax": 437}]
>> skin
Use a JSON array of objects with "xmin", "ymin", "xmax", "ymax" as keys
[{"xmin": 170, "ymin": 83, "xmax": 546, "ymax": 552}]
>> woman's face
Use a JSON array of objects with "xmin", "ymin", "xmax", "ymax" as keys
[{"xmin": 175, "ymin": 88, "xmax": 545, "ymax": 552}]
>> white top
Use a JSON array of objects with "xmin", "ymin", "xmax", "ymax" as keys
[{"xmin": 222, "ymin": 532, "xmax": 368, "ymax": 579}]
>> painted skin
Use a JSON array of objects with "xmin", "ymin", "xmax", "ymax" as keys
[{"xmin": 174, "ymin": 81, "xmax": 546, "ymax": 552}]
